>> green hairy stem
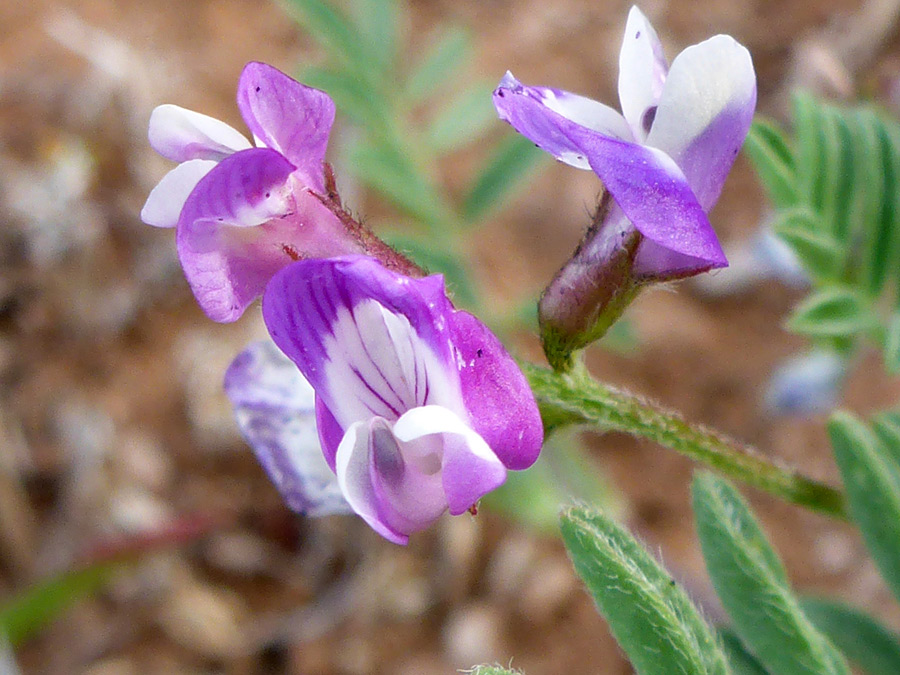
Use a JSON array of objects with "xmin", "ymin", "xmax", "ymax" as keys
[{"xmin": 524, "ymin": 363, "xmax": 848, "ymax": 519}]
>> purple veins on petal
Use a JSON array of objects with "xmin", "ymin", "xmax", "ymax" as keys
[
  {"xmin": 237, "ymin": 62, "xmax": 335, "ymax": 192},
  {"xmin": 224, "ymin": 341, "xmax": 350, "ymax": 516},
  {"xmin": 261, "ymin": 256, "xmax": 544, "ymax": 543}
]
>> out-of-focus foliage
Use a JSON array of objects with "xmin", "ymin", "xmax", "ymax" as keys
[{"xmin": 745, "ymin": 94, "xmax": 900, "ymax": 371}]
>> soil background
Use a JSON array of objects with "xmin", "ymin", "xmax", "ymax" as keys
[{"xmin": 2, "ymin": 0, "xmax": 900, "ymax": 673}]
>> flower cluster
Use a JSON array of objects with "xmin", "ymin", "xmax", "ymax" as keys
[
  {"xmin": 143, "ymin": 6, "xmax": 754, "ymax": 542},
  {"xmin": 145, "ymin": 63, "xmax": 543, "ymax": 542}
]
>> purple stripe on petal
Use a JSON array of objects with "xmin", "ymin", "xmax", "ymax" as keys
[
  {"xmin": 315, "ymin": 398, "xmax": 344, "ymax": 471},
  {"xmin": 148, "ymin": 104, "xmax": 251, "ymax": 162},
  {"xmin": 237, "ymin": 62, "xmax": 335, "ymax": 192},
  {"xmin": 448, "ymin": 310, "xmax": 543, "ymax": 470},
  {"xmin": 224, "ymin": 341, "xmax": 350, "ymax": 516},
  {"xmin": 494, "ymin": 72, "xmax": 632, "ymax": 170},
  {"xmin": 263, "ymin": 257, "xmax": 464, "ymax": 428}
]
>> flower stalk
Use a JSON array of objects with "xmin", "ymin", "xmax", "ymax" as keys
[{"xmin": 523, "ymin": 362, "xmax": 848, "ymax": 519}]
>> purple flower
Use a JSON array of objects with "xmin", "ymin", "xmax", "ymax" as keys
[
  {"xmin": 141, "ymin": 62, "xmax": 365, "ymax": 322},
  {"xmin": 493, "ymin": 6, "xmax": 756, "ymax": 280},
  {"xmin": 224, "ymin": 340, "xmax": 351, "ymax": 516},
  {"xmin": 260, "ymin": 256, "xmax": 543, "ymax": 544}
]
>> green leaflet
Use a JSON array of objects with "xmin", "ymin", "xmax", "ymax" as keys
[
  {"xmin": 801, "ymin": 597, "xmax": 900, "ymax": 675},
  {"xmin": 282, "ymin": 0, "xmax": 381, "ymax": 87},
  {"xmin": 560, "ymin": 505, "xmax": 729, "ymax": 675},
  {"xmin": 351, "ymin": 0, "xmax": 399, "ymax": 74},
  {"xmin": 884, "ymin": 313, "xmax": 900, "ymax": 374},
  {"xmin": 468, "ymin": 667, "xmax": 523, "ymax": 675},
  {"xmin": 829, "ymin": 412, "xmax": 900, "ymax": 606},
  {"xmin": 463, "ymin": 135, "xmax": 546, "ymax": 221},
  {"xmin": 403, "ymin": 26, "xmax": 471, "ymax": 103},
  {"xmin": 425, "ymin": 81, "xmax": 497, "ymax": 152},
  {"xmin": 718, "ymin": 628, "xmax": 769, "ymax": 675},
  {"xmin": 770, "ymin": 207, "xmax": 842, "ymax": 281},
  {"xmin": 786, "ymin": 286, "xmax": 877, "ymax": 340},
  {"xmin": 1, "ymin": 562, "xmax": 117, "ymax": 645},
  {"xmin": 743, "ymin": 118, "xmax": 798, "ymax": 209},
  {"xmin": 692, "ymin": 473, "xmax": 850, "ymax": 675}
]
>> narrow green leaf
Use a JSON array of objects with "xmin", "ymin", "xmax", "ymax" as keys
[
  {"xmin": 718, "ymin": 628, "xmax": 770, "ymax": 675},
  {"xmin": 829, "ymin": 111, "xmax": 858, "ymax": 248},
  {"xmin": 426, "ymin": 82, "xmax": 497, "ymax": 153},
  {"xmin": 350, "ymin": 142, "xmax": 456, "ymax": 228},
  {"xmin": 351, "ymin": 0, "xmax": 400, "ymax": 73},
  {"xmin": 786, "ymin": 286, "xmax": 876, "ymax": 339},
  {"xmin": 884, "ymin": 313, "xmax": 900, "ymax": 374},
  {"xmin": 771, "ymin": 207, "xmax": 843, "ymax": 280},
  {"xmin": 801, "ymin": 596, "xmax": 900, "ymax": 675},
  {"xmin": 743, "ymin": 118, "xmax": 798, "ymax": 209},
  {"xmin": 847, "ymin": 108, "xmax": 886, "ymax": 261},
  {"xmin": 0, "ymin": 562, "xmax": 117, "ymax": 645},
  {"xmin": 862, "ymin": 113, "xmax": 899, "ymax": 295},
  {"xmin": 282, "ymin": 0, "xmax": 378, "ymax": 85},
  {"xmin": 560, "ymin": 505, "xmax": 729, "ymax": 675},
  {"xmin": 829, "ymin": 412, "xmax": 900, "ymax": 605},
  {"xmin": 871, "ymin": 411, "xmax": 900, "ymax": 469},
  {"xmin": 404, "ymin": 26, "xmax": 471, "ymax": 103},
  {"xmin": 816, "ymin": 106, "xmax": 846, "ymax": 235},
  {"xmin": 463, "ymin": 135, "xmax": 546, "ymax": 221},
  {"xmin": 793, "ymin": 92, "xmax": 829, "ymax": 212},
  {"xmin": 692, "ymin": 473, "xmax": 850, "ymax": 675}
]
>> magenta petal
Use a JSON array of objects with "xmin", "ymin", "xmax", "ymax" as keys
[
  {"xmin": 494, "ymin": 72, "xmax": 632, "ymax": 170},
  {"xmin": 315, "ymin": 397, "xmax": 344, "ymax": 472},
  {"xmin": 237, "ymin": 62, "xmax": 335, "ymax": 192},
  {"xmin": 262, "ymin": 257, "xmax": 460, "ymax": 426},
  {"xmin": 176, "ymin": 148, "xmax": 299, "ymax": 322},
  {"xmin": 575, "ymin": 134, "xmax": 727, "ymax": 268},
  {"xmin": 448, "ymin": 310, "xmax": 543, "ymax": 470},
  {"xmin": 441, "ymin": 434, "xmax": 507, "ymax": 514}
]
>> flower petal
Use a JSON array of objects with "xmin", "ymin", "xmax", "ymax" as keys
[
  {"xmin": 646, "ymin": 34, "xmax": 756, "ymax": 210},
  {"xmin": 237, "ymin": 62, "xmax": 335, "ymax": 192},
  {"xmin": 618, "ymin": 6, "xmax": 668, "ymax": 141},
  {"xmin": 175, "ymin": 148, "xmax": 299, "ymax": 322},
  {"xmin": 224, "ymin": 341, "xmax": 351, "ymax": 516},
  {"xmin": 141, "ymin": 159, "xmax": 217, "ymax": 228},
  {"xmin": 575, "ymin": 133, "xmax": 727, "ymax": 268},
  {"xmin": 176, "ymin": 147, "xmax": 296, "ymax": 230},
  {"xmin": 493, "ymin": 71, "xmax": 633, "ymax": 170},
  {"xmin": 262, "ymin": 257, "xmax": 465, "ymax": 428},
  {"xmin": 148, "ymin": 104, "xmax": 251, "ymax": 162},
  {"xmin": 335, "ymin": 420, "xmax": 410, "ymax": 544},
  {"xmin": 448, "ymin": 310, "xmax": 543, "ymax": 470},
  {"xmin": 393, "ymin": 405, "xmax": 506, "ymax": 516}
]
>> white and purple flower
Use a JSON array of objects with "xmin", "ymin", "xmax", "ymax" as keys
[
  {"xmin": 253, "ymin": 256, "xmax": 543, "ymax": 544},
  {"xmin": 141, "ymin": 62, "xmax": 365, "ymax": 322},
  {"xmin": 493, "ymin": 6, "xmax": 756, "ymax": 280}
]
